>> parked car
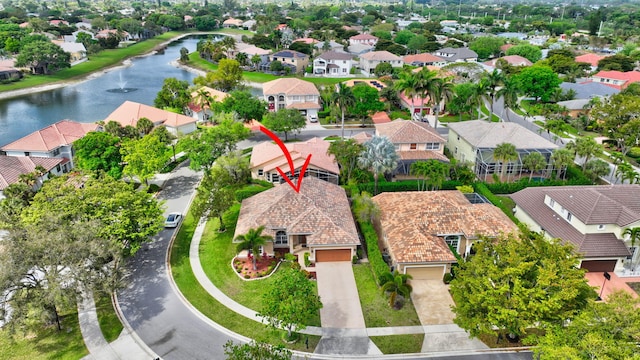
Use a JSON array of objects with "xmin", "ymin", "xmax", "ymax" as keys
[
  {"xmin": 309, "ymin": 115, "xmax": 318, "ymax": 123},
  {"xmin": 165, "ymin": 212, "xmax": 183, "ymax": 228}
]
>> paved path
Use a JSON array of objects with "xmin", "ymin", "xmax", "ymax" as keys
[{"xmin": 411, "ymin": 281, "xmax": 456, "ymax": 325}]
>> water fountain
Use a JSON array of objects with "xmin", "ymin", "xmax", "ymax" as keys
[{"xmin": 107, "ymin": 72, "xmax": 138, "ymax": 93}]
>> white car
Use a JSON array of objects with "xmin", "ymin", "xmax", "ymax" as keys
[
  {"xmin": 164, "ymin": 212, "xmax": 183, "ymax": 228},
  {"xmin": 309, "ymin": 115, "xmax": 318, "ymax": 123}
]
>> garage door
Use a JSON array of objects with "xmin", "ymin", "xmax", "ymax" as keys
[
  {"xmin": 580, "ymin": 260, "xmax": 617, "ymax": 272},
  {"xmin": 316, "ymin": 249, "xmax": 351, "ymax": 262},
  {"xmin": 406, "ymin": 266, "xmax": 445, "ymax": 281}
]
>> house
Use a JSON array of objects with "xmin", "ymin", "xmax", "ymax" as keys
[
  {"xmin": 104, "ymin": 101, "xmax": 197, "ymax": 136},
  {"xmin": 446, "ymin": 121, "xmax": 558, "ymax": 181},
  {"xmin": 433, "ymin": 47, "xmax": 478, "ymax": 63},
  {"xmin": 349, "ymin": 33, "xmax": 379, "ymax": 46},
  {"xmin": 559, "ymin": 81, "xmax": 619, "ymax": 100},
  {"xmin": 0, "ymin": 59, "xmax": 22, "ymax": 81},
  {"xmin": 230, "ymin": 43, "xmax": 270, "ymax": 62},
  {"xmin": 262, "ymin": 78, "xmax": 320, "ymax": 119},
  {"xmin": 95, "ymin": 29, "xmax": 132, "ymax": 42},
  {"xmin": 242, "ymin": 19, "xmax": 256, "ymax": 30},
  {"xmin": 372, "ymin": 190, "xmax": 518, "ymax": 280},
  {"xmin": 510, "ymin": 185, "xmax": 637, "ymax": 273},
  {"xmin": 233, "ymin": 176, "xmax": 359, "ymax": 263},
  {"xmin": 557, "ymin": 99, "xmax": 593, "ymax": 118},
  {"xmin": 347, "ymin": 43, "xmax": 374, "ymax": 56},
  {"xmin": 590, "ymin": 70, "xmax": 640, "ymax": 90},
  {"xmin": 53, "ymin": 41, "xmax": 87, "ymax": 65},
  {"xmin": 223, "ymin": 17, "xmax": 244, "ymax": 28},
  {"xmin": 314, "ymin": 40, "xmax": 345, "ymax": 53},
  {"xmin": 374, "ymin": 120, "xmax": 449, "ymax": 177},
  {"xmin": 186, "ymin": 86, "xmax": 228, "ymax": 122},
  {"xmin": 49, "ymin": 19, "xmax": 69, "ymax": 27},
  {"xmin": 359, "ymin": 51, "xmax": 403, "ymax": 76},
  {"xmin": 371, "ymin": 112, "xmax": 391, "ymax": 124},
  {"xmin": 403, "ymin": 53, "xmax": 447, "ymax": 67},
  {"xmin": 313, "ymin": 51, "xmax": 354, "ymax": 76},
  {"xmin": 0, "ymin": 155, "xmax": 65, "ymax": 199},
  {"xmin": 293, "ymin": 38, "xmax": 319, "ymax": 45},
  {"xmin": 575, "ymin": 53, "xmax": 606, "ymax": 71},
  {"xmin": 250, "ymin": 137, "xmax": 339, "ymax": 185},
  {"xmin": 0, "ymin": 120, "xmax": 100, "ymax": 172},
  {"xmin": 483, "ymin": 55, "xmax": 532, "ymax": 69},
  {"xmin": 268, "ymin": 50, "xmax": 309, "ymax": 74}
]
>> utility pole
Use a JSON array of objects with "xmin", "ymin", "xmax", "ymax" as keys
[{"xmin": 598, "ymin": 20, "xmax": 604, "ymax": 37}]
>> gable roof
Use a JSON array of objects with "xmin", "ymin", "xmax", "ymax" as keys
[
  {"xmin": 0, "ymin": 156, "xmax": 64, "ymax": 190},
  {"xmin": 235, "ymin": 43, "xmax": 270, "ymax": 56},
  {"xmin": 375, "ymin": 119, "xmax": 445, "ymax": 144},
  {"xmin": 360, "ymin": 51, "xmax": 402, "ymax": 61},
  {"xmin": 104, "ymin": 101, "xmax": 196, "ymax": 129},
  {"xmin": 234, "ymin": 177, "xmax": 358, "ymax": 247},
  {"xmin": 263, "ymin": 78, "xmax": 319, "ymax": 96},
  {"xmin": 250, "ymin": 137, "xmax": 338, "ymax": 174},
  {"xmin": 575, "ymin": 53, "xmax": 605, "ymax": 67},
  {"xmin": 559, "ymin": 81, "xmax": 619, "ymax": 99},
  {"xmin": 373, "ymin": 191, "xmax": 518, "ymax": 263},
  {"xmin": 316, "ymin": 50, "xmax": 353, "ymax": 61},
  {"xmin": 511, "ymin": 185, "xmax": 636, "ymax": 257},
  {"xmin": 371, "ymin": 112, "xmax": 391, "ymax": 124},
  {"xmin": 403, "ymin": 53, "xmax": 445, "ymax": 65},
  {"xmin": 350, "ymin": 33, "xmax": 378, "ymax": 41},
  {"xmin": 1, "ymin": 120, "xmax": 99, "ymax": 151},
  {"xmin": 592, "ymin": 70, "xmax": 640, "ymax": 89},
  {"xmin": 447, "ymin": 120, "xmax": 558, "ymax": 149},
  {"xmin": 271, "ymin": 50, "xmax": 308, "ymax": 59},
  {"xmin": 434, "ymin": 47, "xmax": 478, "ymax": 61}
]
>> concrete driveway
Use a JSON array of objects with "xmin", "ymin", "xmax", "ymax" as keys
[
  {"xmin": 410, "ymin": 280, "xmax": 456, "ymax": 325},
  {"xmin": 315, "ymin": 262, "xmax": 366, "ymax": 329}
]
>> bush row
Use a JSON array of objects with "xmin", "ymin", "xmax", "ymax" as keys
[
  {"xmin": 235, "ymin": 185, "xmax": 271, "ymax": 202},
  {"xmin": 473, "ymin": 183, "xmax": 519, "ymax": 224},
  {"xmin": 485, "ymin": 166, "xmax": 591, "ymax": 194},
  {"xmin": 356, "ymin": 179, "xmax": 463, "ymax": 194},
  {"xmin": 358, "ymin": 220, "xmax": 389, "ymax": 285}
]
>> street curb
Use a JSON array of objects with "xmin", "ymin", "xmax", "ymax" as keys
[{"xmin": 112, "ymin": 291, "xmax": 159, "ymax": 359}]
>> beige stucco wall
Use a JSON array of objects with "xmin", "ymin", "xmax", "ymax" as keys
[
  {"xmin": 446, "ymin": 129, "xmax": 476, "ymax": 168},
  {"xmin": 396, "ymin": 142, "xmax": 443, "ymax": 153},
  {"xmin": 513, "ymin": 205, "xmax": 545, "ymax": 234}
]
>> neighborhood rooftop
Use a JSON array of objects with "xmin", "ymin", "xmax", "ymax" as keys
[
  {"xmin": 446, "ymin": 121, "xmax": 559, "ymax": 149},
  {"xmin": 1, "ymin": 120, "xmax": 99, "ymax": 151}
]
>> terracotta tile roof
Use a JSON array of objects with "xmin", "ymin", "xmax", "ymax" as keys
[
  {"xmin": 592, "ymin": 70, "xmax": 640, "ymax": 88},
  {"xmin": 0, "ymin": 156, "xmax": 64, "ymax": 190},
  {"xmin": 447, "ymin": 120, "xmax": 558, "ymax": 149},
  {"xmin": 263, "ymin": 78, "xmax": 319, "ymax": 97},
  {"xmin": 293, "ymin": 37, "xmax": 319, "ymax": 44},
  {"xmin": 286, "ymin": 102, "xmax": 321, "ymax": 110},
  {"xmin": 373, "ymin": 191, "xmax": 518, "ymax": 264},
  {"xmin": 350, "ymin": 33, "xmax": 378, "ymax": 41},
  {"xmin": 234, "ymin": 177, "xmax": 358, "ymax": 246},
  {"xmin": 398, "ymin": 150, "xmax": 449, "ymax": 162},
  {"xmin": 483, "ymin": 55, "xmax": 532, "ymax": 67},
  {"xmin": 511, "ymin": 186, "xmax": 634, "ymax": 258},
  {"xmin": 250, "ymin": 137, "xmax": 339, "ymax": 175},
  {"xmin": 371, "ymin": 112, "xmax": 391, "ymax": 124},
  {"xmin": 1, "ymin": 120, "xmax": 99, "ymax": 151},
  {"xmin": 403, "ymin": 53, "xmax": 445, "ymax": 65},
  {"xmin": 189, "ymin": 86, "xmax": 228, "ymax": 112},
  {"xmin": 104, "ymin": 100, "xmax": 195, "ymax": 129},
  {"xmin": 352, "ymin": 132, "xmax": 373, "ymax": 144},
  {"xmin": 575, "ymin": 53, "xmax": 605, "ymax": 67},
  {"xmin": 360, "ymin": 51, "xmax": 402, "ymax": 61},
  {"xmin": 375, "ymin": 119, "xmax": 445, "ymax": 144}
]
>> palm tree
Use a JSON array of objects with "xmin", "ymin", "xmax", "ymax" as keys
[
  {"xmin": 493, "ymin": 142, "xmax": 518, "ymax": 182},
  {"xmin": 394, "ymin": 70, "xmax": 420, "ymax": 118},
  {"xmin": 624, "ymin": 227, "xmax": 640, "ymax": 270},
  {"xmin": 573, "ymin": 137, "xmax": 603, "ymax": 171},
  {"xmin": 415, "ymin": 69, "xmax": 438, "ymax": 118},
  {"xmin": 332, "ymin": 83, "xmax": 356, "ymax": 138},
  {"xmin": 522, "ymin": 152, "xmax": 547, "ymax": 181},
  {"xmin": 235, "ymin": 52, "xmax": 248, "ymax": 66},
  {"xmin": 470, "ymin": 81, "xmax": 486, "ymax": 120},
  {"xmin": 251, "ymin": 54, "xmax": 262, "ymax": 70},
  {"xmin": 194, "ymin": 88, "xmax": 214, "ymax": 123},
  {"xmin": 358, "ymin": 136, "xmax": 399, "ymax": 195},
  {"xmin": 496, "ymin": 76, "xmax": 519, "ymax": 122},
  {"xmin": 235, "ymin": 226, "xmax": 273, "ymax": 271},
  {"xmin": 220, "ymin": 36, "xmax": 237, "ymax": 58},
  {"xmin": 610, "ymin": 151, "xmax": 625, "ymax": 183},
  {"xmin": 379, "ymin": 271, "xmax": 413, "ymax": 309},
  {"xmin": 551, "ymin": 148, "xmax": 574, "ymax": 180},
  {"xmin": 428, "ymin": 76, "xmax": 455, "ymax": 129},
  {"xmin": 480, "ymin": 70, "xmax": 505, "ymax": 120}
]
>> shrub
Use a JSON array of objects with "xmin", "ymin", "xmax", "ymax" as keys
[
  {"xmin": 304, "ymin": 253, "xmax": 311, "ymax": 267},
  {"xmin": 628, "ymin": 147, "xmax": 640, "ymax": 159},
  {"xmin": 443, "ymin": 273, "xmax": 453, "ymax": 284},
  {"xmin": 244, "ymin": 274, "xmax": 250, "ymax": 279},
  {"xmin": 474, "ymin": 183, "xmax": 519, "ymax": 224},
  {"xmin": 357, "ymin": 179, "xmax": 462, "ymax": 194},
  {"xmin": 358, "ymin": 221, "xmax": 389, "ymax": 285},
  {"xmin": 352, "ymin": 255, "xmax": 358, "ymax": 264}
]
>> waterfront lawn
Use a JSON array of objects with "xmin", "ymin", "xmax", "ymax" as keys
[
  {"xmin": 0, "ymin": 32, "xmax": 184, "ymax": 93},
  {"xmin": 95, "ymin": 292, "xmax": 124, "ymax": 343},
  {"xmin": 170, "ymin": 209, "xmax": 321, "ymax": 351},
  {"xmin": 370, "ymin": 334, "xmax": 424, "ymax": 354},
  {"xmin": 353, "ymin": 263, "xmax": 422, "ymax": 327},
  {"xmin": 0, "ymin": 311, "xmax": 88, "ymax": 360}
]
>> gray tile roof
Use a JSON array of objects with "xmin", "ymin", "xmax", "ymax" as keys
[
  {"xmin": 234, "ymin": 177, "xmax": 359, "ymax": 247},
  {"xmin": 511, "ymin": 185, "xmax": 635, "ymax": 258},
  {"xmin": 559, "ymin": 81, "xmax": 619, "ymax": 100},
  {"xmin": 447, "ymin": 120, "xmax": 558, "ymax": 150},
  {"xmin": 433, "ymin": 47, "xmax": 478, "ymax": 62},
  {"xmin": 316, "ymin": 50, "xmax": 353, "ymax": 61}
]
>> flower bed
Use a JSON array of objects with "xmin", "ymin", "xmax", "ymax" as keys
[{"xmin": 233, "ymin": 254, "xmax": 279, "ymax": 280}]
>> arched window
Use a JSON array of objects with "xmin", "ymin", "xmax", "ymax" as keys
[
  {"xmin": 278, "ymin": 95, "xmax": 285, "ymax": 102},
  {"xmin": 268, "ymin": 96, "xmax": 275, "ymax": 102},
  {"xmin": 275, "ymin": 230, "xmax": 288, "ymax": 245}
]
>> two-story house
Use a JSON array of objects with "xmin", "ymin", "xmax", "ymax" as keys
[
  {"xmin": 359, "ymin": 51, "xmax": 403, "ymax": 76},
  {"xmin": 105, "ymin": 101, "xmax": 197, "ymax": 136},
  {"xmin": 262, "ymin": 78, "xmax": 320, "ymax": 120},
  {"xmin": 433, "ymin": 47, "xmax": 478, "ymax": 63},
  {"xmin": 375, "ymin": 120, "xmax": 449, "ymax": 177},
  {"xmin": 313, "ymin": 51, "xmax": 354, "ymax": 77},
  {"xmin": 268, "ymin": 50, "xmax": 309, "ymax": 74},
  {"xmin": 511, "ymin": 185, "xmax": 638, "ymax": 273},
  {"xmin": 0, "ymin": 120, "xmax": 100, "ymax": 172},
  {"xmin": 349, "ymin": 33, "xmax": 379, "ymax": 46}
]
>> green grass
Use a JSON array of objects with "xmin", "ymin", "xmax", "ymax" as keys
[
  {"xmin": 95, "ymin": 292, "xmax": 124, "ymax": 343},
  {"xmin": 389, "ymin": 110, "xmax": 411, "ymax": 120},
  {"xmin": 0, "ymin": 311, "xmax": 88, "ymax": 360},
  {"xmin": 370, "ymin": 334, "xmax": 424, "ymax": 354},
  {"xmin": 439, "ymin": 112, "xmax": 476, "ymax": 123},
  {"xmin": 170, "ymin": 206, "xmax": 321, "ymax": 351},
  {"xmin": 353, "ymin": 263, "xmax": 422, "ymax": 327},
  {"xmin": 495, "ymin": 196, "xmax": 516, "ymax": 213},
  {"xmin": 324, "ymin": 135, "xmax": 341, "ymax": 141},
  {"xmin": 214, "ymin": 28, "xmax": 254, "ymax": 36},
  {"xmin": 0, "ymin": 31, "xmax": 185, "ymax": 93}
]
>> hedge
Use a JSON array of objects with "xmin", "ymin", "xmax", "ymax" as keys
[
  {"xmin": 234, "ymin": 184, "xmax": 272, "ymax": 202},
  {"xmin": 358, "ymin": 220, "xmax": 389, "ymax": 285},
  {"xmin": 357, "ymin": 179, "xmax": 463, "ymax": 194},
  {"xmin": 485, "ymin": 166, "xmax": 592, "ymax": 194},
  {"xmin": 474, "ymin": 183, "xmax": 519, "ymax": 224}
]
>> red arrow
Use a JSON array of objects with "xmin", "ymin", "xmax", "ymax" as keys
[{"xmin": 259, "ymin": 126, "xmax": 311, "ymax": 193}]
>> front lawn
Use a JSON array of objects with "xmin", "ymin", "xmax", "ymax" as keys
[
  {"xmin": 353, "ymin": 263, "xmax": 422, "ymax": 327},
  {"xmin": 170, "ymin": 209, "xmax": 321, "ymax": 351},
  {"xmin": 95, "ymin": 292, "xmax": 123, "ymax": 343},
  {"xmin": 0, "ymin": 311, "xmax": 88, "ymax": 360},
  {"xmin": 370, "ymin": 334, "xmax": 424, "ymax": 354}
]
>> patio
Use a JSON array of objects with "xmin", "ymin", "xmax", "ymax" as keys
[{"xmin": 586, "ymin": 272, "xmax": 639, "ymax": 300}]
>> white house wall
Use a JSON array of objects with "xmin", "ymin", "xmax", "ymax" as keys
[{"xmin": 446, "ymin": 129, "xmax": 475, "ymax": 168}]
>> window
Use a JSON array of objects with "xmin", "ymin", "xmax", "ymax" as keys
[
  {"xmin": 275, "ymin": 230, "xmax": 288, "ymax": 245},
  {"xmin": 271, "ymin": 173, "xmax": 279, "ymax": 183},
  {"xmin": 566, "ymin": 213, "xmax": 572, "ymax": 221},
  {"xmin": 258, "ymin": 169, "xmax": 264, "ymax": 176},
  {"xmin": 425, "ymin": 143, "xmax": 439, "ymax": 150},
  {"xmin": 457, "ymin": 135, "xmax": 460, "ymax": 141},
  {"xmin": 24, "ymin": 152, "xmax": 30, "ymax": 156},
  {"xmin": 597, "ymin": 224, "xmax": 605, "ymax": 230},
  {"xmin": 454, "ymin": 147, "xmax": 458, "ymax": 155},
  {"xmin": 549, "ymin": 199, "xmax": 555, "ymax": 207},
  {"xmin": 410, "ymin": 143, "xmax": 417, "ymax": 150},
  {"xmin": 52, "ymin": 147, "xmax": 60, "ymax": 156},
  {"xmin": 445, "ymin": 235, "xmax": 460, "ymax": 252}
]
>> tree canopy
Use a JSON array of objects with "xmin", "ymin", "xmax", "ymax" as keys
[
  {"xmin": 261, "ymin": 108, "xmax": 306, "ymax": 141},
  {"xmin": 217, "ymin": 90, "xmax": 267, "ymax": 123},
  {"xmin": 15, "ymin": 40, "xmax": 70, "ymax": 74},
  {"xmin": 154, "ymin": 77, "xmax": 190, "ymax": 111},
  {"xmin": 514, "ymin": 65, "xmax": 561, "ymax": 102},
  {"xmin": 73, "ymin": 131, "xmax": 123, "ymax": 179}
]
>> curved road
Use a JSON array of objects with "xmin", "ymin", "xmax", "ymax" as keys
[{"xmin": 117, "ymin": 133, "xmax": 532, "ymax": 360}]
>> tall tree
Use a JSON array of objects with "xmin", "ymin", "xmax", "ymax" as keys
[
  {"xmin": 154, "ymin": 77, "xmax": 190, "ymax": 111},
  {"xmin": 623, "ymin": 227, "xmax": 640, "ymax": 269},
  {"xmin": 583, "ymin": 159, "xmax": 610, "ymax": 182},
  {"xmin": 218, "ymin": 90, "xmax": 267, "ymax": 123},
  {"xmin": 351, "ymin": 83, "xmax": 384, "ymax": 127},
  {"xmin": 327, "ymin": 138, "xmax": 364, "ymax": 184},
  {"xmin": 259, "ymin": 267, "xmax": 322, "ymax": 339},
  {"xmin": 428, "ymin": 76, "xmax": 455, "ymax": 129},
  {"xmin": 514, "ymin": 65, "xmax": 561, "ymax": 103},
  {"xmin": 194, "ymin": 58, "xmax": 243, "ymax": 92},
  {"xmin": 15, "ymin": 40, "xmax": 70, "ymax": 74},
  {"xmin": 551, "ymin": 148, "xmax": 574, "ymax": 180},
  {"xmin": 480, "ymin": 70, "xmax": 505, "ymax": 121},
  {"xmin": 235, "ymin": 226, "xmax": 273, "ymax": 271},
  {"xmin": 496, "ymin": 76, "xmax": 520, "ymax": 122},
  {"xmin": 74, "ymin": 131, "xmax": 123, "ymax": 179},
  {"xmin": 415, "ymin": 68, "xmax": 438, "ymax": 118},
  {"xmin": 121, "ymin": 133, "xmax": 169, "ymax": 185},
  {"xmin": 332, "ymin": 83, "xmax": 355, "ymax": 138},
  {"xmin": 394, "ymin": 70, "xmax": 420, "ymax": 118},
  {"xmin": 451, "ymin": 230, "xmax": 594, "ymax": 341},
  {"xmin": 261, "ymin": 108, "xmax": 306, "ymax": 141},
  {"xmin": 493, "ymin": 142, "xmax": 518, "ymax": 182},
  {"xmin": 522, "ymin": 152, "xmax": 547, "ymax": 181},
  {"xmin": 136, "ymin": 117, "xmax": 154, "ymax": 135},
  {"xmin": 358, "ymin": 136, "xmax": 399, "ymax": 195},
  {"xmin": 571, "ymin": 136, "xmax": 602, "ymax": 171}
]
